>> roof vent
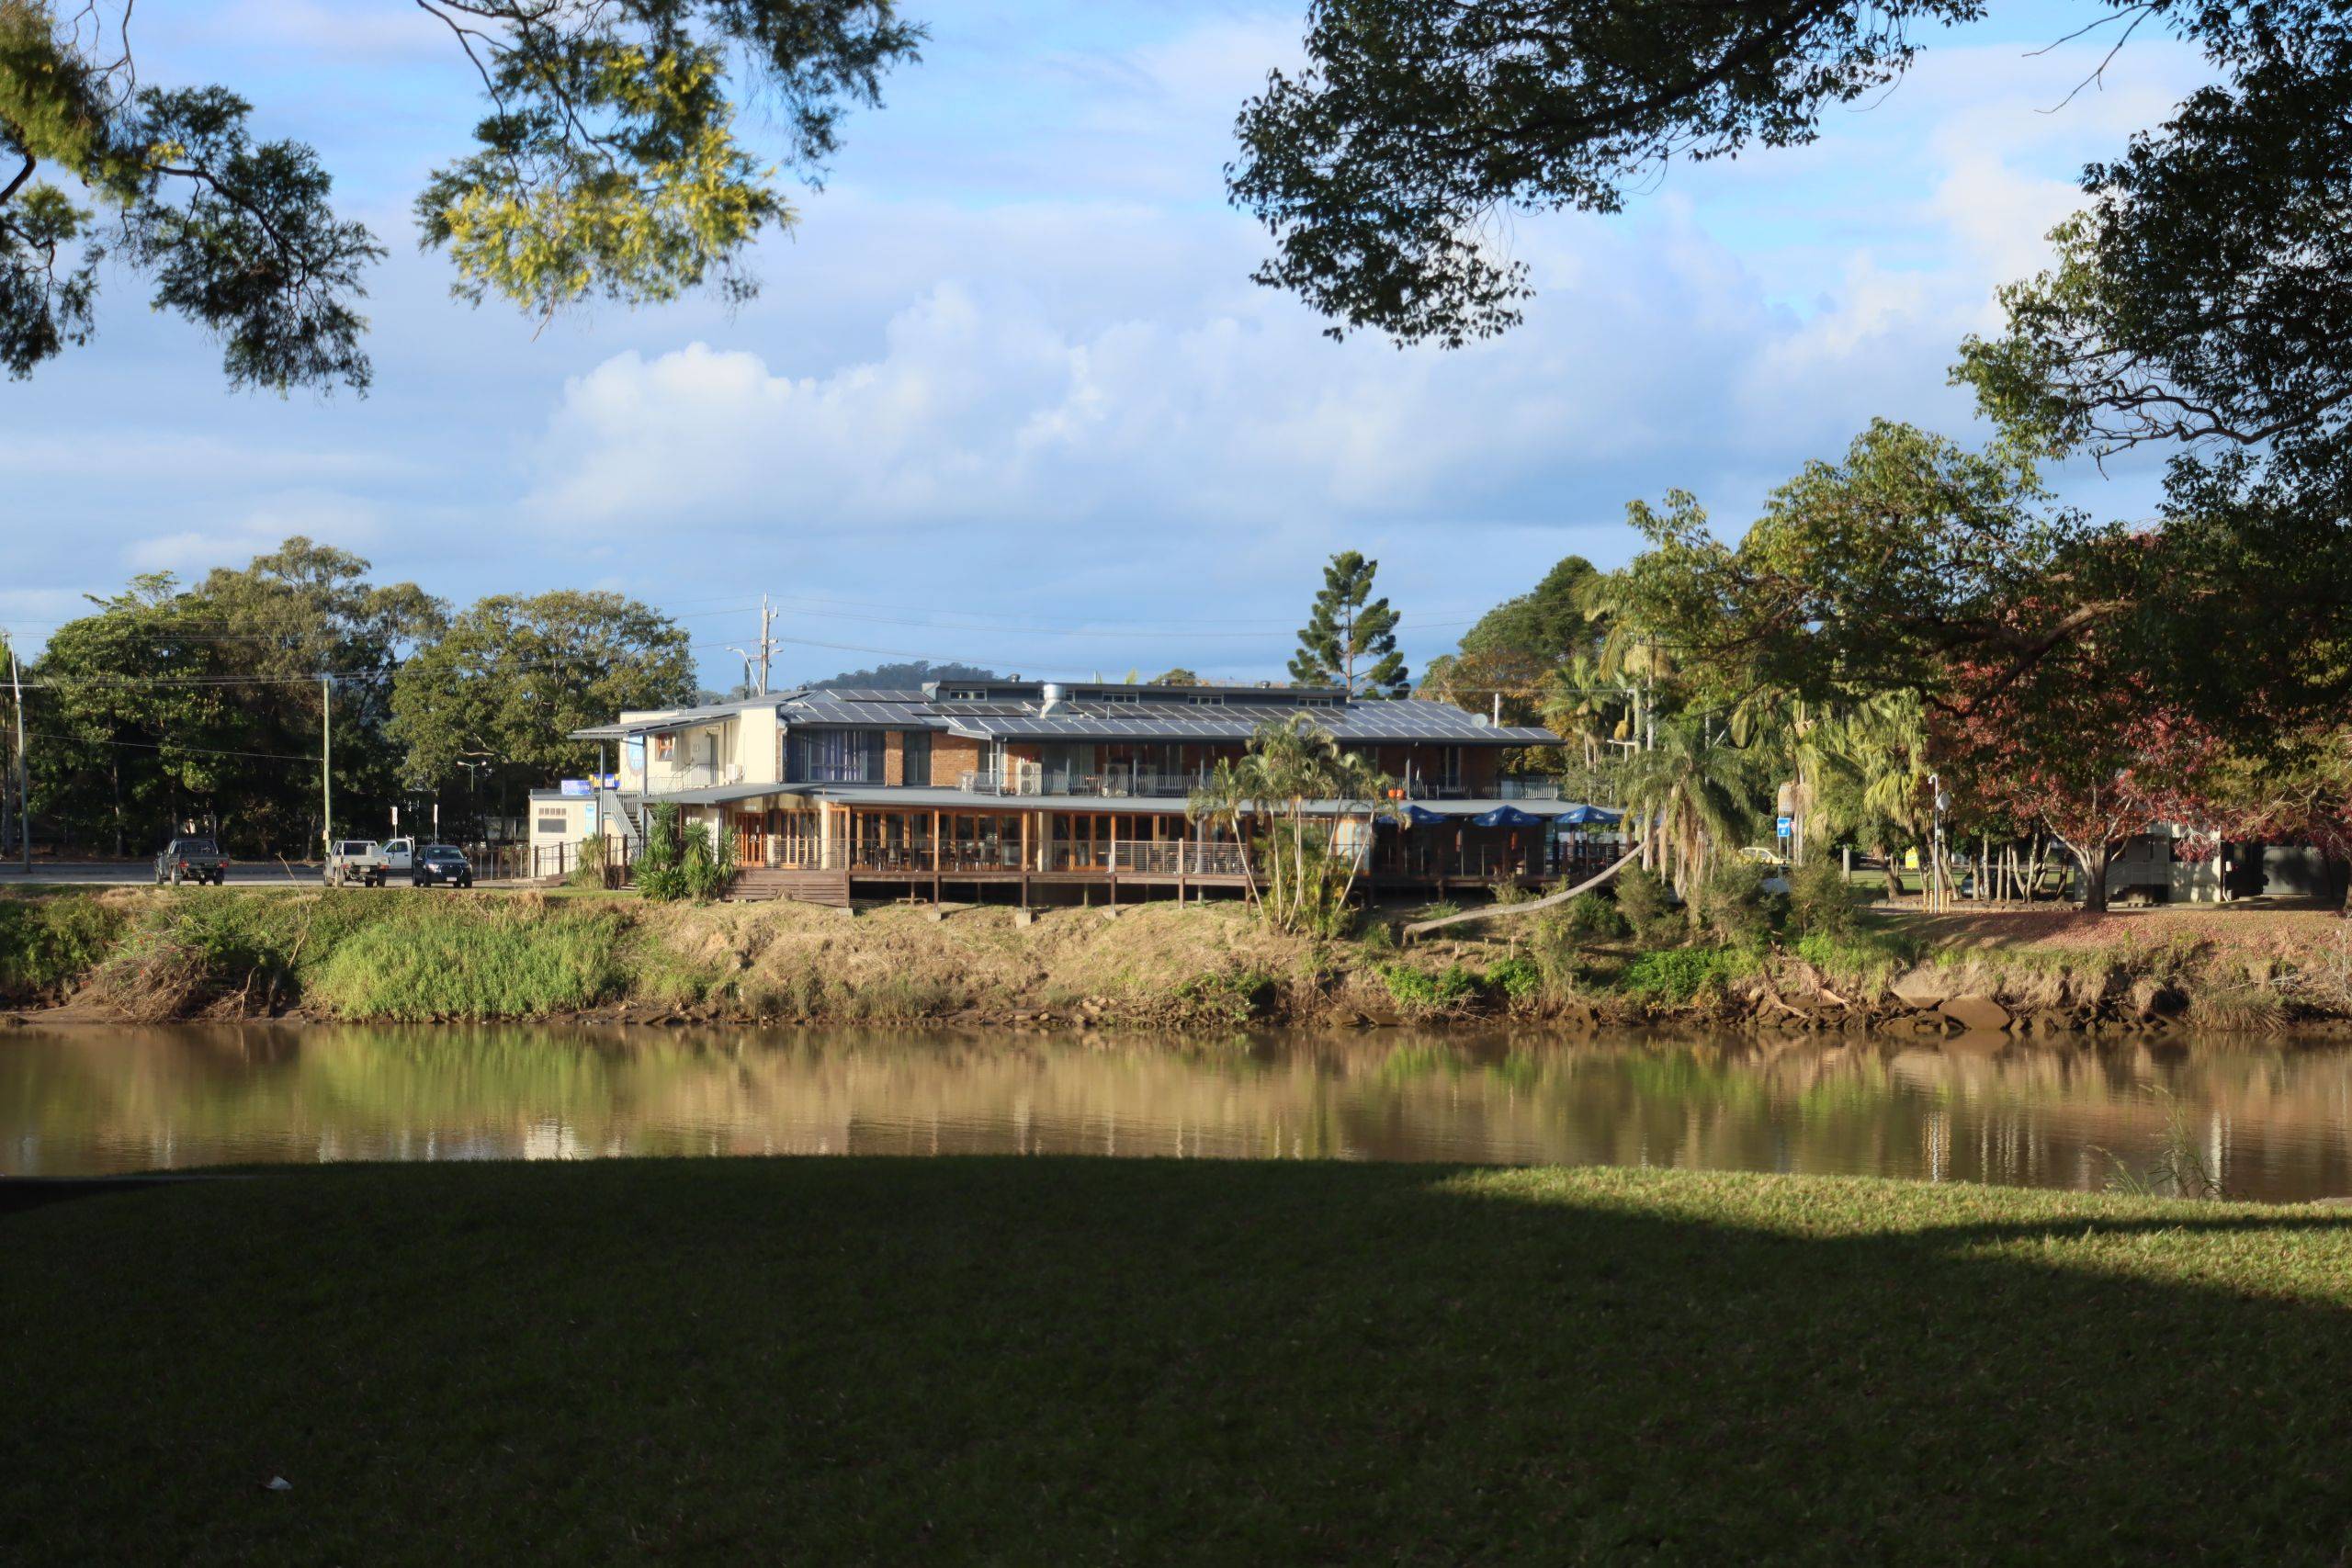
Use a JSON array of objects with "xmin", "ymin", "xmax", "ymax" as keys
[
  {"xmin": 1473, "ymin": 712, "xmax": 1493, "ymax": 728},
  {"xmin": 1040, "ymin": 682, "xmax": 1066, "ymax": 714}
]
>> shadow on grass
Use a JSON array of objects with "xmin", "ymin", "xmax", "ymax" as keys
[{"xmin": 6, "ymin": 1159, "xmax": 2352, "ymax": 1562}]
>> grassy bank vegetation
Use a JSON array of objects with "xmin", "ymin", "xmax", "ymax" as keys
[
  {"xmin": 3, "ymin": 882, "xmax": 2349, "ymax": 1031},
  {"xmin": 7, "ymin": 1159, "xmax": 2352, "ymax": 1562}
]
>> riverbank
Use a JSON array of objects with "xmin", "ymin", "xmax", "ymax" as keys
[
  {"xmin": 3, "ymin": 886, "xmax": 2349, "ymax": 1032},
  {"xmin": 6, "ymin": 1158, "xmax": 2352, "ymax": 1561}
]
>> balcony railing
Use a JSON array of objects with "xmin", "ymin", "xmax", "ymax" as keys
[
  {"xmin": 960, "ymin": 761, "xmax": 1044, "ymax": 796},
  {"xmin": 644, "ymin": 761, "xmax": 744, "ymax": 794},
  {"xmin": 1112, "ymin": 841, "xmax": 1251, "ymax": 877}
]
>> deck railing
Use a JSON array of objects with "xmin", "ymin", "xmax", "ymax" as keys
[
  {"xmin": 959, "ymin": 761, "xmax": 1044, "ymax": 796},
  {"xmin": 644, "ymin": 761, "xmax": 744, "ymax": 794},
  {"xmin": 1111, "ymin": 841, "xmax": 1250, "ymax": 877}
]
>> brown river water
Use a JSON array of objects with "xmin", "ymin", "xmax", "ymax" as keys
[{"xmin": 8, "ymin": 1024, "xmax": 2352, "ymax": 1201}]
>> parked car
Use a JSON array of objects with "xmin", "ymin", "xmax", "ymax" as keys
[
  {"xmin": 326, "ymin": 838, "xmax": 415, "ymax": 888},
  {"xmin": 410, "ymin": 844, "xmax": 474, "ymax": 888},
  {"xmin": 154, "ymin": 837, "xmax": 230, "ymax": 886}
]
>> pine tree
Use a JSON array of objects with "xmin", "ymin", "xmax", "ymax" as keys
[{"xmin": 1290, "ymin": 551, "xmax": 1408, "ymax": 698}]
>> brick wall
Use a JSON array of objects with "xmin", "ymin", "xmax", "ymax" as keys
[
  {"xmin": 931, "ymin": 735, "xmax": 982, "ymax": 788},
  {"xmin": 884, "ymin": 731, "xmax": 905, "ymax": 787}
]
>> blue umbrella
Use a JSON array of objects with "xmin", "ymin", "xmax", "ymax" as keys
[
  {"xmin": 1474, "ymin": 805, "xmax": 1542, "ymax": 828},
  {"xmin": 1399, "ymin": 804, "xmax": 1450, "ymax": 827},
  {"xmin": 1557, "ymin": 804, "xmax": 1623, "ymax": 827}
]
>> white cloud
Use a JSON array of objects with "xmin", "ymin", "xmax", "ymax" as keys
[{"xmin": 125, "ymin": 495, "xmax": 385, "ymax": 576}]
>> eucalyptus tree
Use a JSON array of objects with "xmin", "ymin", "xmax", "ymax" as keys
[{"xmin": 1, "ymin": 0, "xmax": 922, "ymax": 389}]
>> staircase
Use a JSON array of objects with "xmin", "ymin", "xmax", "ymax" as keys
[
  {"xmin": 600, "ymin": 789, "xmax": 647, "ymax": 856},
  {"xmin": 729, "ymin": 867, "xmax": 852, "ymax": 908}
]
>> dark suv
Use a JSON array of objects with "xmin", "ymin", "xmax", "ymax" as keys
[
  {"xmin": 411, "ymin": 844, "xmax": 474, "ymax": 889},
  {"xmin": 154, "ymin": 837, "xmax": 230, "ymax": 886}
]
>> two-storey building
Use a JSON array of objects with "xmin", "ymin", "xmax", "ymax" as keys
[{"xmin": 566, "ymin": 680, "xmax": 1614, "ymax": 906}]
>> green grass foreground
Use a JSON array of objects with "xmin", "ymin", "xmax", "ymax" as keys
[{"xmin": 7, "ymin": 1161, "xmax": 2352, "ymax": 1562}]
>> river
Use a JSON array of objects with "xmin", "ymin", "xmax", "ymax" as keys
[{"xmin": 7, "ymin": 1023, "xmax": 2352, "ymax": 1200}]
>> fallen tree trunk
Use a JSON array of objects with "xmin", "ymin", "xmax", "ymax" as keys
[{"xmin": 1403, "ymin": 840, "xmax": 1647, "ymax": 942}]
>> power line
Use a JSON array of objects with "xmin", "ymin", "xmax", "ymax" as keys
[{"xmin": 26, "ymin": 731, "xmax": 326, "ymax": 764}]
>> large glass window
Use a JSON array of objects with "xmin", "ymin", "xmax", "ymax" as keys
[
  {"xmin": 788, "ymin": 729, "xmax": 885, "ymax": 784},
  {"xmin": 900, "ymin": 729, "xmax": 933, "ymax": 786}
]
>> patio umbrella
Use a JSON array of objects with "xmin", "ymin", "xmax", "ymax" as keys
[
  {"xmin": 1474, "ymin": 805, "xmax": 1542, "ymax": 828},
  {"xmin": 1557, "ymin": 804, "xmax": 1623, "ymax": 827},
  {"xmin": 1400, "ymin": 803, "xmax": 1450, "ymax": 828}
]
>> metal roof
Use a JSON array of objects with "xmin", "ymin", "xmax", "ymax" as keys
[
  {"xmin": 939, "ymin": 701, "xmax": 1556, "ymax": 745},
  {"xmin": 576, "ymin": 682, "xmax": 1563, "ymax": 748},
  {"xmin": 639, "ymin": 782, "xmax": 814, "ymax": 807}
]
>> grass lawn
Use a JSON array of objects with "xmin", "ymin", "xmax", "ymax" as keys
[{"xmin": 8, "ymin": 1161, "xmax": 2352, "ymax": 1562}]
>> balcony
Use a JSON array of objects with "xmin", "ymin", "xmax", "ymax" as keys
[{"xmin": 644, "ymin": 761, "xmax": 745, "ymax": 795}]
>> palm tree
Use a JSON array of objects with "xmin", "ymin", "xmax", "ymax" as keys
[
  {"xmin": 1616, "ymin": 716, "xmax": 1755, "ymax": 897},
  {"xmin": 1539, "ymin": 652, "xmax": 1621, "ymax": 772},
  {"xmin": 1187, "ymin": 756, "xmax": 1266, "ymax": 917},
  {"xmin": 1815, "ymin": 693, "xmax": 1934, "ymax": 901},
  {"xmin": 1189, "ymin": 716, "xmax": 1396, "ymax": 931}
]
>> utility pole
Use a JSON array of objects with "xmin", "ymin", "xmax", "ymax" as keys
[
  {"xmin": 11, "ymin": 638, "xmax": 28, "ymax": 874},
  {"xmin": 727, "ymin": 595, "xmax": 778, "ymax": 696},
  {"xmin": 321, "ymin": 674, "xmax": 333, "ymax": 866}
]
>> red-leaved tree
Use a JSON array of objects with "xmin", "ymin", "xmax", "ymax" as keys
[{"xmin": 1936, "ymin": 656, "xmax": 2226, "ymax": 914}]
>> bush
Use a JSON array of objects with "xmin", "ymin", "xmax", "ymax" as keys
[
  {"xmin": 637, "ymin": 805, "xmax": 687, "ymax": 902},
  {"xmin": 0, "ymin": 895, "xmax": 125, "ymax": 1002},
  {"xmin": 680, "ymin": 824, "xmax": 730, "ymax": 903},
  {"xmin": 1487, "ymin": 953, "xmax": 1542, "ymax": 1005},
  {"xmin": 1618, "ymin": 946, "xmax": 1750, "ymax": 1004},
  {"xmin": 1693, "ymin": 858, "xmax": 1779, "ymax": 949},
  {"xmin": 1560, "ymin": 891, "xmax": 1631, "ymax": 942},
  {"xmin": 1788, "ymin": 855, "xmax": 1860, "ymax": 937},
  {"xmin": 1381, "ymin": 962, "xmax": 1483, "ymax": 1011},
  {"xmin": 1611, "ymin": 868, "xmax": 1682, "ymax": 948},
  {"xmin": 1174, "ymin": 968, "xmax": 1278, "ymax": 1026}
]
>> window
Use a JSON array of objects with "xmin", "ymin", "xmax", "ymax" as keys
[
  {"xmin": 788, "ymin": 729, "xmax": 885, "ymax": 784},
  {"xmin": 901, "ymin": 729, "xmax": 933, "ymax": 785},
  {"xmin": 1093, "ymin": 691, "xmax": 1139, "ymax": 705},
  {"xmin": 944, "ymin": 687, "xmax": 989, "ymax": 702},
  {"xmin": 536, "ymin": 815, "xmax": 570, "ymax": 838},
  {"xmin": 1187, "ymin": 694, "xmax": 1225, "ymax": 706},
  {"xmin": 653, "ymin": 733, "xmax": 676, "ymax": 761}
]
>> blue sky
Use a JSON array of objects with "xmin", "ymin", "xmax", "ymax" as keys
[{"xmin": 2, "ymin": 1, "xmax": 2208, "ymax": 687}]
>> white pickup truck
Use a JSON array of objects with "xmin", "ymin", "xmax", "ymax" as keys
[{"xmin": 325, "ymin": 838, "xmax": 416, "ymax": 888}]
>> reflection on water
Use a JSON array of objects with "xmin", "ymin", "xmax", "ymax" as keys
[{"xmin": 7, "ymin": 1023, "xmax": 2352, "ymax": 1200}]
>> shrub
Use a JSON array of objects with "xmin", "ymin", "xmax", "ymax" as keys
[
  {"xmin": 1175, "ymin": 968, "xmax": 1278, "ymax": 1026},
  {"xmin": 680, "ymin": 824, "xmax": 730, "ymax": 902},
  {"xmin": 637, "ymin": 805, "xmax": 687, "ymax": 902},
  {"xmin": 1612, "ymin": 868, "xmax": 1679, "ymax": 946},
  {"xmin": 1693, "ymin": 858, "xmax": 1778, "ymax": 949},
  {"xmin": 1381, "ymin": 962, "xmax": 1483, "ymax": 1011},
  {"xmin": 1787, "ymin": 855, "xmax": 1860, "ymax": 937},
  {"xmin": 1618, "ymin": 946, "xmax": 1749, "ymax": 1004},
  {"xmin": 1487, "ymin": 953, "xmax": 1542, "ymax": 1005},
  {"xmin": 0, "ymin": 895, "xmax": 125, "ymax": 1002},
  {"xmin": 1560, "ymin": 891, "xmax": 1630, "ymax": 942}
]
